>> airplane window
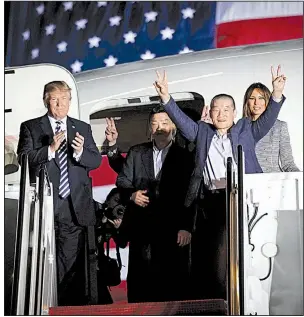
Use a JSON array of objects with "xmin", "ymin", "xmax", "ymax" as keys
[{"xmin": 90, "ymin": 96, "xmax": 204, "ymax": 153}]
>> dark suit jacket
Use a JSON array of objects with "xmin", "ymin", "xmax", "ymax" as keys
[
  {"xmin": 106, "ymin": 145, "xmax": 125, "ymax": 175},
  {"xmin": 17, "ymin": 113, "xmax": 101, "ymax": 226},
  {"xmin": 163, "ymin": 95, "xmax": 286, "ymax": 207},
  {"xmin": 107, "ymin": 132, "xmax": 196, "ymax": 175},
  {"xmin": 116, "ymin": 141, "xmax": 194, "ymax": 237},
  {"xmin": 115, "ymin": 141, "xmax": 193, "ymax": 303}
]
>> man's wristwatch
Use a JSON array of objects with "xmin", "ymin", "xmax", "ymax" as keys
[{"xmin": 107, "ymin": 146, "xmax": 118, "ymax": 157}]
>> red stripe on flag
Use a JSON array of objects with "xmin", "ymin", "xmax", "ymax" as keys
[
  {"xmin": 216, "ymin": 16, "xmax": 303, "ymax": 48},
  {"xmin": 89, "ymin": 154, "xmax": 127, "ymax": 187},
  {"xmin": 105, "ymin": 238, "xmax": 129, "ymax": 249},
  {"xmin": 110, "ymin": 280, "xmax": 128, "ymax": 303}
]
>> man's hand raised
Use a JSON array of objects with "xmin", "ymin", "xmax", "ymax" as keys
[
  {"xmin": 271, "ymin": 65, "xmax": 287, "ymax": 100},
  {"xmin": 201, "ymin": 105, "xmax": 213, "ymax": 124},
  {"xmin": 153, "ymin": 70, "xmax": 170, "ymax": 104},
  {"xmin": 105, "ymin": 117, "xmax": 118, "ymax": 146}
]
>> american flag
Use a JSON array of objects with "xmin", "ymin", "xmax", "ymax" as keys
[{"xmin": 5, "ymin": 1, "xmax": 303, "ymax": 74}]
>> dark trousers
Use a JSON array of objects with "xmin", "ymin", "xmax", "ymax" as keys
[
  {"xmin": 54, "ymin": 196, "xmax": 86, "ymax": 306},
  {"xmin": 190, "ymin": 189, "xmax": 227, "ymax": 300},
  {"xmin": 127, "ymin": 234, "xmax": 191, "ymax": 303}
]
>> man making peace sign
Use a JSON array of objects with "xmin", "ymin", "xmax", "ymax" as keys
[{"xmin": 153, "ymin": 66, "xmax": 286, "ymax": 300}]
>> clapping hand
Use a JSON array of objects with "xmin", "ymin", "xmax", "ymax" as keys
[
  {"xmin": 50, "ymin": 130, "xmax": 65, "ymax": 153},
  {"xmin": 72, "ymin": 132, "xmax": 84, "ymax": 155},
  {"xmin": 105, "ymin": 117, "xmax": 118, "ymax": 146},
  {"xmin": 153, "ymin": 70, "xmax": 170, "ymax": 104},
  {"xmin": 271, "ymin": 65, "xmax": 286, "ymax": 99}
]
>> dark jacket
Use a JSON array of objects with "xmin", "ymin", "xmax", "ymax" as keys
[
  {"xmin": 116, "ymin": 141, "xmax": 194, "ymax": 234},
  {"xmin": 115, "ymin": 141, "xmax": 193, "ymax": 302},
  {"xmin": 163, "ymin": 95, "xmax": 286, "ymax": 206},
  {"xmin": 17, "ymin": 114, "xmax": 101, "ymax": 226}
]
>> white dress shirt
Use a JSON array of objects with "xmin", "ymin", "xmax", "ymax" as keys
[
  {"xmin": 203, "ymin": 132, "xmax": 237, "ymax": 190},
  {"xmin": 162, "ymin": 94, "xmax": 283, "ymax": 190},
  {"xmin": 203, "ymin": 96, "xmax": 283, "ymax": 190},
  {"xmin": 47, "ymin": 115, "xmax": 82, "ymax": 161},
  {"xmin": 153, "ymin": 141, "xmax": 172, "ymax": 178}
]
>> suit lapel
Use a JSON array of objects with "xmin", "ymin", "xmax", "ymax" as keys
[
  {"xmin": 141, "ymin": 143, "xmax": 155, "ymax": 180},
  {"xmin": 229, "ymin": 126, "xmax": 239, "ymax": 161},
  {"xmin": 206, "ymin": 126, "xmax": 216, "ymax": 154},
  {"xmin": 39, "ymin": 114, "xmax": 60, "ymax": 169},
  {"xmin": 206, "ymin": 124, "xmax": 238, "ymax": 162},
  {"xmin": 39, "ymin": 114, "xmax": 54, "ymax": 142},
  {"xmin": 161, "ymin": 143, "xmax": 175, "ymax": 171},
  {"xmin": 67, "ymin": 117, "xmax": 77, "ymax": 166},
  {"xmin": 67, "ymin": 117, "xmax": 76, "ymax": 147}
]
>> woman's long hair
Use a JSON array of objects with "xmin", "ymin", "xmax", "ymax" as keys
[{"xmin": 242, "ymin": 82, "xmax": 271, "ymax": 119}]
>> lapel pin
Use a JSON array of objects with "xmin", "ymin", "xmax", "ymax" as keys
[{"xmin": 72, "ymin": 125, "xmax": 75, "ymax": 128}]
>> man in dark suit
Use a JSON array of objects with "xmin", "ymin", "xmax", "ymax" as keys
[
  {"xmin": 103, "ymin": 105, "xmax": 202, "ymax": 175},
  {"xmin": 115, "ymin": 105, "xmax": 194, "ymax": 303},
  {"xmin": 153, "ymin": 67, "xmax": 286, "ymax": 299},
  {"xmin": 17, "ymin": 81, "xmax": 101, "ymax": 305}
]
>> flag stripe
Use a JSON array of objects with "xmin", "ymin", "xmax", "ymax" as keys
[
  {"xmin": 216, "ymin": 15, "xmax": 303, "ymax": 48},
  {"xmin": 90, "ymin": 155, "xmax": 126, "ymax": 187},
  {"xmin": 215, "ymin": 2, "xmax": 303, "ymax": 24}
]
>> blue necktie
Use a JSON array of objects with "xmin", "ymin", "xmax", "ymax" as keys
[{"xmin": 55, "ymin": 121, "xmax": 70, "ymax": 199}]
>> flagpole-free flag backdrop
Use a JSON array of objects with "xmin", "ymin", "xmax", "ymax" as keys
[{"xmin": 5, "ymin": 1, "xmax": 303, "ymax": 74}]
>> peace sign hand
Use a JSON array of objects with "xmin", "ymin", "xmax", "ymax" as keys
[
  {"xmin": 271, "ymin": 65, "xmax": 287, "ymax": 99},
  {"xmin": 153, "ymin": 70, "xmax": 170, "ymax": 103},
  {"xmin": 201, "ymin": 105, "xmax": 213, "ymax": 124},
  {"xmin": 105, "ymin": 117, "xmax": 118, "ymax": 146}
]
